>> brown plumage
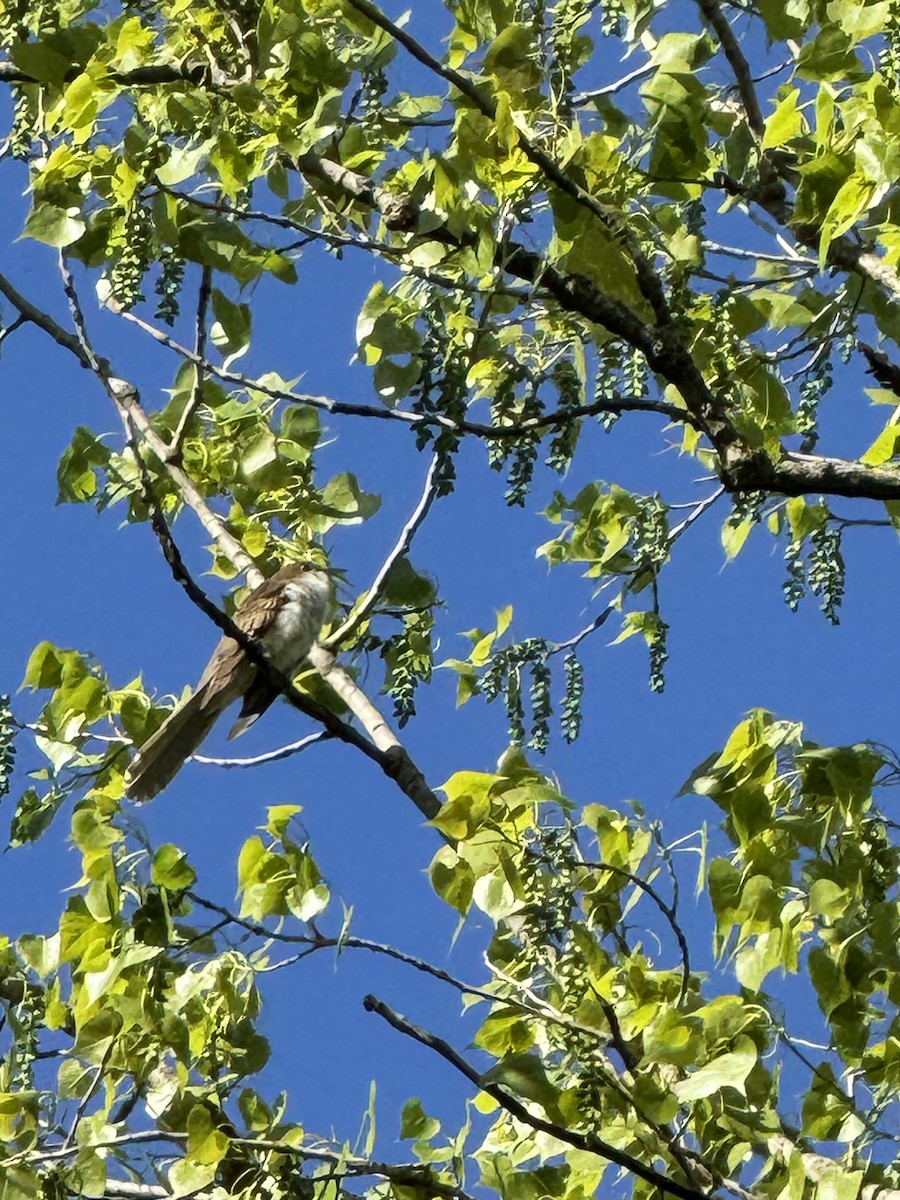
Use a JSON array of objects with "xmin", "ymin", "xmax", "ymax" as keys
[{"xmin": 125, "ymin": 562, "xmax": 332, "ymax": 801}]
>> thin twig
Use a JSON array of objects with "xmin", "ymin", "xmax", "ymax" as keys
[
  {"xmin": 775, "ymin": 1025, "xmax": 894, "ymax": 1143},
  {"xmin": 574, "ymin": 856, "xmax": 691, "ymax": 1002},
  {"xmin": 187, "ymin": 890, "xmax": 689, "ymax": 1062},
  {"xmin": 340, "ymin": 0, "xmax": 673, "ymax": 324},
  {"xmin": 548, "ymin": 603, "xmax": 616, "ymax": 656},
  {"xmin": 705, "ymin": 241, "xmax": 816, "ymax": 267},
  {"xmin": 327, "ymin": 455, "xmax": 440, "ymax": 648},
  {"xmin": 191, "ymin": 730, "xmax": 331, "ymax": 768},
  {"xmin": 187, "ymin": 891, "xmax": 516, "ymax": 1006},
  {"xmin": 573, "ymin": 62, "xmax": 654, "ymax": 104},
  {"xmin": 169, "ymin": 265, "xmax": 212, "ymax": 454},
  {"xmin": 62, "ymin": 1037, "xmax": 116, "ymax": 1150},
  {"xmin": 548, "ymin": 486, "xmax": 723, "ymax": 658},
  {"xmin": 24, "ymin": 1127, "xmax": 477, "ymax": 1200},
  {"xmin": 0, "ymin": 313, "xmax": 26, "ymax": 350},
  {"xmin": 668, "ymin": 486, "xmax": 725, "ymax": 539},
  {"xmin": 116, "ymin": 307, "xmax": 703, "ymax": 436}
]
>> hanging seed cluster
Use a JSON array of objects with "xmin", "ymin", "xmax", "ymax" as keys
[
  {"xmin": 382, "ymin": 613, "xmax": 434, "ymax": 727},
  {"xmin": 0, "ymin": 695, "xmax": 15, "ymax": 802},
  {"xmin": 546, "ymin": 359, "xmax": 584, "ymax": 473},
  {"xmin": 410, "ymin": 303, "xmax": 469, "ymax": 495},
  {"xmin": 796, "ymin": 357, "xmax": 832, "ymax": 449},
  {"xmin": 154, "ymin": 244, "xmax": 186, "ymax": 326},
  {"xmin": 882, "ymin": 1, "xmax": 900, "ymax": 94},
  {"xmin": 783, "ymin": 524, "xmax": 845, "ymax": 624},
  {"xmin": 480, "ymin": 638, "xmax": 584, "ymax": 750},
  {"xmin": 808, "ymin": 524, "xmax": 845, "ymax": 624}
]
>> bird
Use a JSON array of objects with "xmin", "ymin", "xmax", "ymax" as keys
[{"xmin": 125, "ymin": 561, "xmax": 334, "ymax": 801}]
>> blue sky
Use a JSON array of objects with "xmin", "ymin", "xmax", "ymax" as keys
[{"xmin": 3, "ymin": 0, "xmax": 900, "ymax": 1164}]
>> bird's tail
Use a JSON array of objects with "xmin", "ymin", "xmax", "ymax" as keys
[{"xmin": 125, "ymin": 687, "xmax": 222, "ymax": 802}]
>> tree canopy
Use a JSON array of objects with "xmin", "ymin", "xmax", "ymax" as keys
[{"xmin": 2, "ymin": 1, "xmax": 900, "ymax": 1199}]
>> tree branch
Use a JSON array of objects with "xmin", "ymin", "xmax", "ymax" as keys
[
  {"xmin": 287, "ymin": 158, "xmax": 900, "ymax": 501},
  {"xmin": 363, "ymin": 994, "xmax": 711, "ymax": 1200},
  {"xmin": 169, "ymin": 265, "xmax": 212, "ymax": 455},
  {"xmin": 340, "ymin": 0, "xmax": 675, "ymax": 325},
  {"xmin": 117, "ymin": 305, "xmax": 700, "ymax": 436},
  {"xmin": 191, "ymin": 730, "xmax": 331, "ymax": 769},
  {"xmin": 326, "ymin": 455, "xmax": 439, "ymax": 649},
  {"xmin": 695, "ymin": 0, "xmax": 764, "ymax": 135},
  {"xmin": 573, "ymin": 62, "xmax": 654, "ymax": 104},
  {"xmin": 57, "ymin": 257, "xmax": 395, "ymax": 775},
  {"xmin": 0, "ymin": 266, "xmax": 442, "ymax": 820},
  {"xmin": 573, "ymin": 857, "xmax": 691, "ymax": 1002},
  {"xmin": 291, "ymin": 150, "xmax": 744, "ymax": 464}
]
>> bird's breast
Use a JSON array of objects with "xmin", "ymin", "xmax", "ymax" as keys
[{"xmin": 266, "ymin": 573, "xmax": 331, "ymax": 672}]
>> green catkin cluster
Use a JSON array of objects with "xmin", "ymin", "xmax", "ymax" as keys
[
  {"xmin": 808, "ymin": 524, "xmax": 845, "ymax": 625},
  {"xmin": 783, "ymin": 525, "xmax": 845, "ymax": 623},
  {"xmin": 783, "ymin": 539, "xmax": 806, "ymax": 612},
  {"xmin": 634, "ymin": 495, "xmax": 669, "ymax": 571},
  {"xmin": 410, "ymin": 302, "xmax": 470, "ymax": 495},
  {"xmin": 594, "ymin": 342, "xmax": 621, "ymax": 432},
  {"xmin": 383, "ymin": 614, "xmax": 433, "ymax": 726},
  {"xmin": 624, "ymin": 345, "xmax": 647, "ymax": 398},
  {"xmin": 110, "ymin": 200, "xmax": 153, "ymax": 310},
  {"xmin": 481, "ymin": 639, "xmax": 584, "ymax": 748},
  {"xmin": 154, "ymin": 245, "xmax": 186, "ymax": 326},
  {"xmin": 647, "ymin": 613, "xmax": 668, "ymax": 693},
  {"xmin": 882, "ymin": 1, "xmax": 900, "ymax": 93},
  {"xmin": 0, "ymin": 696, "xmax": 15, "ymax": 801},
  {"xmin": 561, "ymin": 652, "xmax": 583, "ymax": 743},
  {"xmin": 797, "ymin": 357, "xmax": 833, "ymax": 450},
  {"xmin": 546, "ymin": 358, "xmax": 583, "ymax": 473}
]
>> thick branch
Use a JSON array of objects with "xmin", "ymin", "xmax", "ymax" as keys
[
  {"xmin": 0, "ymin": 59, "xmax": 211, "ymax": 87},
  {"xmin": 737, "ymin": 450, "xmax": 900, "ymax": 501},
  {"xmin": 0, "ymin": 268, "xmax": 442, "ymax": 821},
  {"xmin": 694, "ymin": 0, "xmax": 764, "ymax": 135},
  {"xmin": 714, "ymin": 172, "xmax": 900, "ymax": 302},
  {"xmin": 290, "ymin": 151, "xmax": 743, "ymax": 462},
  {"xmin": 343, "ymin": 0, "xmax": 690, "ymax": 332},
  {"xmin": 287, "ymin": 157, "xmax": 900, "ymax": 500}
]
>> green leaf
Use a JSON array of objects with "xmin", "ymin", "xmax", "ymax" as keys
[
  {"xmin": 23, "ymin": 200, "xmax": 85, "ymax": 248},
  {"xmin": 861, "ymin": 422, "xmax": 900, "ymax": 465},
  {"xmin": 57, "ymin": 426, "xmax": 111, "ymax": 504},
  {"xmin": 672, "ymin": 1036, "xmax": 757, "ymax": 1100},
  {"xmin": 168, "ymin": 1157, "xmax": 218, "ymax": 1200},
  {"xmin": 400, "ymin": 1097, "xmax": 440, "ymax": 1141},
  {"xmin": 210, "ymin": 288, "xmax": 252, "ymax": 357},
  {"xmin": 481, "ymin": 1054, "xmax": 564, "ymax": 1121},
  {"xmin": 762, "ymin": 88, "xmax": 805, "ymax": 150},
  {"xmin": 10, "ymin": 41, "xmax": 70, "ymax": 88},
  {"xmin": 22, "ymin": 642, "xmax": 66, "ymax": 691},
  {"xmin": 151, "ymin": 844, "xmax": 196, "ymax": 891},
  {"xmin": 722, "ymin": 515, "xmax": 754, "ymax": 561}
]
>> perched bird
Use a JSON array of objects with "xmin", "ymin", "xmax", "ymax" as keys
[{"xmin": 125, "ymin": 561, "xmax": 333, "ymax": 801}]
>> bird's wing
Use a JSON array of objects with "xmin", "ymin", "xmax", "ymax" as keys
[
  {"xmin": 194, "ymin": 581, "xmax": 285, "ymax": 697},
  {"xmin": 235, "ymin": 575, "xmax": 290, "ymax": 633}
]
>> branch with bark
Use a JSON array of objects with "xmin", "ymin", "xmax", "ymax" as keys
[
  {"xmin": 286, "ymin": 151, "xmax": 900, "ymax": 502},
  {"xmin": 0, "ymin": 265, "xmax": 442, "ymax": 821}
]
